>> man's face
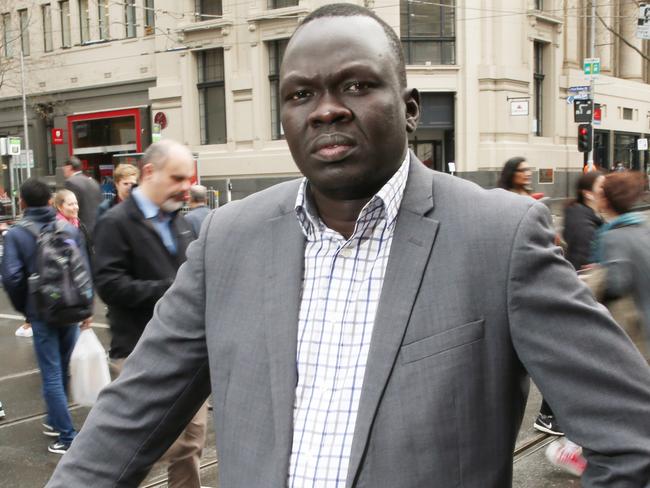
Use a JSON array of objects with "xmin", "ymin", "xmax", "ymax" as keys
[
  {"xmin": 115, "ymin": 175, "xmax": 137, "ymax": 201},
  {"xmin": 280, "ymin": 16, "xmax": 419, "ymax": 200},
  {"xmin": 62, "ymin": 164, "xmax": 73, "ymax": 179},
  {"xmin": 143, "ymin": 149, "xmax": 194, "ymax": 211}
]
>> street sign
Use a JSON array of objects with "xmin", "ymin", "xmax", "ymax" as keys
[
  {"xmin": 568, "ymin": 85, "xmax": 590, "ymax": 100},
  {"xmin": 637, "ymin": 138, "xmax": 648, "ymax": 150},
  {"xmin": 52, "ymin": 128, "xmax": 64, "ymax": 145},
  {"xmin": 574, "ymin": 99, "xmax": 593, "ymax": 123},
  {"xmin": 637, "ymin": 5, "xmax": 650, "ymax": 39},
  {"xmin": 8, "ymin": 137, "xmax": 21, "ymax": 156},
  {"xmin": 0, "ymin": 138, "xmax": 7, "ymax": 156},
  {"xmin": 12, "ymin": 150, "xmax": 34, "ymax": 169},
  {"xmin": 510, "ymin": 100, "xmax": 529, "ymax": 116},
  {"xmin": 583, "ymin": 58, "xmax": 601, "ymax": 76}
]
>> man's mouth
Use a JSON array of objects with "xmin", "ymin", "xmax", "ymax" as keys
[{"xmin": 311, "ymin": 134, "xmax": 356, "ymax": 162}]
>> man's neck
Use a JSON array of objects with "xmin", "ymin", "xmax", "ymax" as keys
[
  {"xmin": 310, "ymin": 189, "xmax": 370, "ymax": 240},
  {"xmin": 136, "ymin": 185, "xmax": 161, "ymax": 209}
]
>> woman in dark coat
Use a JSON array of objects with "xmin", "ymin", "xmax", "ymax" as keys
[{"xmin": 563, "ymin": 171, "xmax": 604, "ymax": 270}]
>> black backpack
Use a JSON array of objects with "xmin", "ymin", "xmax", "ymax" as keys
[{"xmin": 18, "ymin": 220, "xmax": 93, "ymax": 327}]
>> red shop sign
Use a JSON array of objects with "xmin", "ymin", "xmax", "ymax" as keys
[{"xmin": 52, "ymin": 128, "xmax": 64, "ymax": 145}]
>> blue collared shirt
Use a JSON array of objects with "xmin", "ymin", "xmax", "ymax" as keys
[{"xmin": 131, "ymin": 187, "xmax": 177, "ymax": 255}]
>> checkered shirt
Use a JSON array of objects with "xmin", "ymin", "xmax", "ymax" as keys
[{"xmin": 288, "ymin": 156, "xmax": 410, "ymax": 487}]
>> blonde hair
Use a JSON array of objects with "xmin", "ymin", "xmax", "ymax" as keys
[
  {"xmin": 114, "ymin": 163, "xmax": 139, "ymax": 184},
  {"xmin": 54, "ymin": 189, "xmax": 76, "ymax": 211}
]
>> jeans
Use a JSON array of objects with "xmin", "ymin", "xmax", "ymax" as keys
[{"xmin": 31, "ymin": 320, "xmax": 79, "ymax": 445}]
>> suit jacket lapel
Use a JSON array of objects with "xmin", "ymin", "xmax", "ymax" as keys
[
  {"xmin": 346, "ymin": 156, "xmax": 440, "ymax": 487},
  {"xmin": 264, "ymin": 192, "xmax": 305, "ymax": 477}
]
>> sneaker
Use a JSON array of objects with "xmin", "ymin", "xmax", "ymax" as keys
[
  {"xmin": 42, "ymin": 423, "xmax": 60, "ymax": 438},
  {"xmin": 534, "ymin": 413, "xmax": 564, "ymax": 436},
  {"xmin": 0, "ymin": 401, "xmax": 5, "ymax": 419},
  {"xmin": 15, "ymin": 325, "xmax": 33, "ymax": 338},
  {"xmin": 545, "ymin": 439, "xmax": 587, "ymax": 477},
  {"xmin": 48, "ymin": 441, "xmax": 70, "ymax": 454}
]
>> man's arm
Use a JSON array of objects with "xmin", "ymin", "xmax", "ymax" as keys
[
  {"xmin": 46, "ymin": 213, "xmax": 213, "ymax": 487},
  {"xmin": 93, "ymin": 217, "xmax": 172, "ymax": 308},
  {"xmin": 508, "ymin": 203, "xmax": 650, "ymax": 486},
  {"xmin": 1, "ymin": 230, "xmax": 28, "ymax": 314}
]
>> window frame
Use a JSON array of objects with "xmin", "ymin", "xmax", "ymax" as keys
[
  {"xmin": 98, "ymin": 0, "xmax": 110, "ymax": 40},
  {"xmin": 533, "ymin": 41, "xmax": 545, "ymax": 136},
  {"xmin": 60, "ymin": 0, "xmax": 71, "ymax": 48},
  {"xmin": 400, "ymin": 0, "xmax": 456, "ymax": 65},
  {"xmin": 42, "ymin": 4, "xmax": 53, "ymax": 52},
  {"xmin": 195, "ymin": 0, "xmax": 222, "ymax": 21},
  {"xmin": 144, "ymin": 0, "xmax": 155, "ymax": 35},
  {"xmin": 197, "ymin": 49, "xmax": 227, "ymax": 145},
  {"xmin": 2, "ymin": 13, "xmax": 12, "ymax": 57},
  {"xmin": 18, "ymin": 8, "xmax": 29, "ymax": 56},
  {"xmin": 125, "ymin": 0, "xmax": 136, "ymax": 38},
  {"xmin": 268, "ymin": 39, "xmax": 289, "ymax": 140},
  {"xmin": 79, "ymin": 0, "xmax": 90, "ymax": 44}
]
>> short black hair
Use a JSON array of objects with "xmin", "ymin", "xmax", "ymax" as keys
[
  {"xmin": 64, "ymin": 156, "xmax": 82, "ymax": 171},
  {"xmin": 296, "ymin": 3, "xmax": 407, "ymax": 88},
  {"xmin": 20, "ymin": 178, "xmax": 51, "ymax": 207}
]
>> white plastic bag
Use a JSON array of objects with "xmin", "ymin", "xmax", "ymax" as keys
[{"xmin": 69, "ymin": 329, "xmax": 111, "ymax": 406}]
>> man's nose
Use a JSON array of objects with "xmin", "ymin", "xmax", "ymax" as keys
[{"xmin": 308, "ymin": 94, "xmax": 352, "ymax": 126}]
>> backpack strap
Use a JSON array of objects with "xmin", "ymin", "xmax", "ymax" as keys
[{"xmin": 15, "ymin": 219, "xmax": 41, "ymax": 239}]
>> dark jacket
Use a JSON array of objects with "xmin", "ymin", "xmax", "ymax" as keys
[
  {"xmin": 1, "ymin": 207, "xmax": 85, "ymax": 322},
  {"xmin": 65, "ymin": 172, "xmax": 103, "ymax": 235},
  {"xmin": 96, "ymin": 195, "xmax": 118, "ymax": 222},
  {"xmin": 93, "ymin": 196, "xmax": 195, "ymax": 359},
  {"xmin": 184, "ymin": 205, "xmax": 211, "ymax": 237},
  {"xmin": 562, "ymin": 203, "xmax": 603, "ymax": 270}
]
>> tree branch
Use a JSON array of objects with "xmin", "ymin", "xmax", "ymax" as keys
[{"xmin": 595, "ymin": 8, "xmax": 650, "ymax": 64}]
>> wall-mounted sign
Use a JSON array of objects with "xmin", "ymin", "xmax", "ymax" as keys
[
  {"xmin": 152, "ymin": 123, "xmax": 162, "ymax": 142},
  {"xmin": 574, "ymin": 99, "xmax": 593, "ymax": 123},
  {"xmin": 637, "ymin": 5, "xmax": 650, "ymax": 39},
  {"xmin": 154, "ymin": 111, "xmax": 167, "ymax": 129},
  {"xmin": 538, "ymin": 168, "xmax": 554, "ymax": 184},
  {"xmin": 584, "ymin": 58, "xmax": 601, "ymax": 76},
  {"xmin": 637, "ymin": 138, "xmax": 648, "ymax": 151},
  {"xmin": 52, "ymin": 128, "xmax": 64, "ymax": 145},
  {"xmin": 510, "ymin": 100, "xmax": 529, "ymax": 116}
]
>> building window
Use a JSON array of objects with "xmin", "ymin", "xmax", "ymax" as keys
[
  {"xmin": 267, "ymin": 0, "xmax": 299, "ymax": 9},
  {"xmin": 18, "ymin": 9, "xmax": 29, "ymax": 56},
  {"xmin": 99, "ymin": 0, "xmax": 110, "ymax": 40},
  {"xmin": 195, "ymin": 0, "xmax": 222, "ymax": 21},
  {"xmin": 144, "ymin": 0, "xmax": 155, "ymax": 35},
  {"xmin": 79, "ymin": 0, "xmax": 90, "ymax": 43},
  {"xmin": 268, "ymin": 39, "xmax": 288, "ymax": 140},
  {"xmin": 400, "ymin": 0, "xmax": 455, "ymax": 65},
  {"xmin": 60, "ymin": 1, "xmax": 71, "ymax": 47},
  {"xmin": 2, "ymin": 13, "xmax": 11, "ymax": 57},
  {"xmin": 535, "ymin": 0, "xmax": 543, "ymax": 10},
  {"xmin": 42, "ymin": 4, "xmax": 53, "ymax": 52},
  {"xmin": 197, "ymin": 49, "xmax": 227, "ymax": 145},
  {"xmin": 125, "ymin": 0, "xmax": 136, "ymax": 38},
  {"xmin": 622, "ymin": 107, "xmax": 634, "ymax": 120},
  {"xmin": 533, "ymin": 41, "xmax": 545, "ymax": 136}
]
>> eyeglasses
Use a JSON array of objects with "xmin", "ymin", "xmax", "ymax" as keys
[{"xmin": 515, "ymin": 167, "xmax": 532, "ymax": 173}]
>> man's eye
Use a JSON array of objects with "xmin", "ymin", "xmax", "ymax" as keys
[
  {"xmin": 345, "ymin": 81, "xmax": 371, "ymax": 92},
  {"xmin": 289, "ymin": 90, "xmax": 311, "ymax": 101}
]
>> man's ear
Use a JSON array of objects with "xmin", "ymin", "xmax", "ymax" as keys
[
  {"xmin": 404, "ymin": 88, "xmax": 420, "ymax": 133},
  {"xmin": 140, "ymin": 163, "xmax": 154, "ymax": 180}
]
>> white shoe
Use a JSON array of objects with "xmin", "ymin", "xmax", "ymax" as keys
[{"xmin": 15, "ymin": 325, "xmax": 33, "ymax": 338}]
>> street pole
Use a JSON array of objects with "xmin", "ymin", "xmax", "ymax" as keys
[
  {"xmin": 587, "ymin": 0, "xmax": 596, "ymax": 171},
  {"xmin": 20, "ymin": 46, "xmax": 30, "ymax": 179}
]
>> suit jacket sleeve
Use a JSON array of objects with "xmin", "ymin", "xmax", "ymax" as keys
[
  {"xmin": 46, "ymin": 213, "xmax": 213, "ymax": 487},
  {"xmin": 93, "ymin": 215, "xmax": 172, "ymax": 308},
  {"xmin": 508, "ymin": 203, "xmax": 650, "ymax": 487}
]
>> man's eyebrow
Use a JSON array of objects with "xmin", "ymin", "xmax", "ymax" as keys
[{"xmin": 280, "ymin": 72, "xmax": 317, "ymax": 86}]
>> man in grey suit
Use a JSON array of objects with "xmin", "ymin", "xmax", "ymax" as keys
[
  {"xmin": 47, "ymin": 4, "xmax": 650, "ymax": 487},
  {"xmin": 63, "ymin": 156, "xmax": 103, "ymax": 234},
  {"xmin": 184, "ymin": 184, "xmax": 211, "ymax": 237}
]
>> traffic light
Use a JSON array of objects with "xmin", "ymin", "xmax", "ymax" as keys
[{"xmin": 577, "ymin": 124, "xmax": 592, "ymax": 152}]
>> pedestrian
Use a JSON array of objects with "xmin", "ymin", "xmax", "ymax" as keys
[
  {"xmin": 498, "ymin": 156, "xmax": 533, "ymax": 196},
  {"xmin": 91, "ymin": 140, "xmax": 207, "ymax": 488},
  {"xmin": 563, "ymin": 171, "xmax": 604, "ymax": 271},
  {"xmin": 184, "ymin": 184, "xmax": 210, "ymax": 237},
  {"xmin": 62, "ymin": 156, "xmax": 102, "ymax": 235},
  {"xmin": 96, "ymin": 163, "xmax": 139, "ymax": 222},
  {"xmin": 592, "ymin": 171, "xmax": 650, "ymax": 359},
  {"xmin": 1, "ymin": 178, "xmax": 92, "ymax": 454},
  {"xmin": 54, "ymin": 189, "xmax": 80, "ymax": 228},
  {"xmin": 47, "ymin": 5, "xmax": 650, "ymax": 487}
]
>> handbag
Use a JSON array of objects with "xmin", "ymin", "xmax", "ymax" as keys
[{"xmin": 70, "ymin": 329, "xmax": 111, "ymax": 406}]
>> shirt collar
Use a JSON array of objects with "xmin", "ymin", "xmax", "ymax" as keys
[
  {"xmin": 294, "ymin": 152, "xmax": 410, "ymax": 239},
  {"xmin": 132, "ymin": 187, "xmax": 161, "ymax": 220}
]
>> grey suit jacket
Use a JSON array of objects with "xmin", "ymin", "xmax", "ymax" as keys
[
  {"xmin": 48, "ymin": 157, "xmax": 650, "ymax": 487},
  {"xmin": 65, "ymin": 172, "xmax": 103, "ymax": 234}
]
